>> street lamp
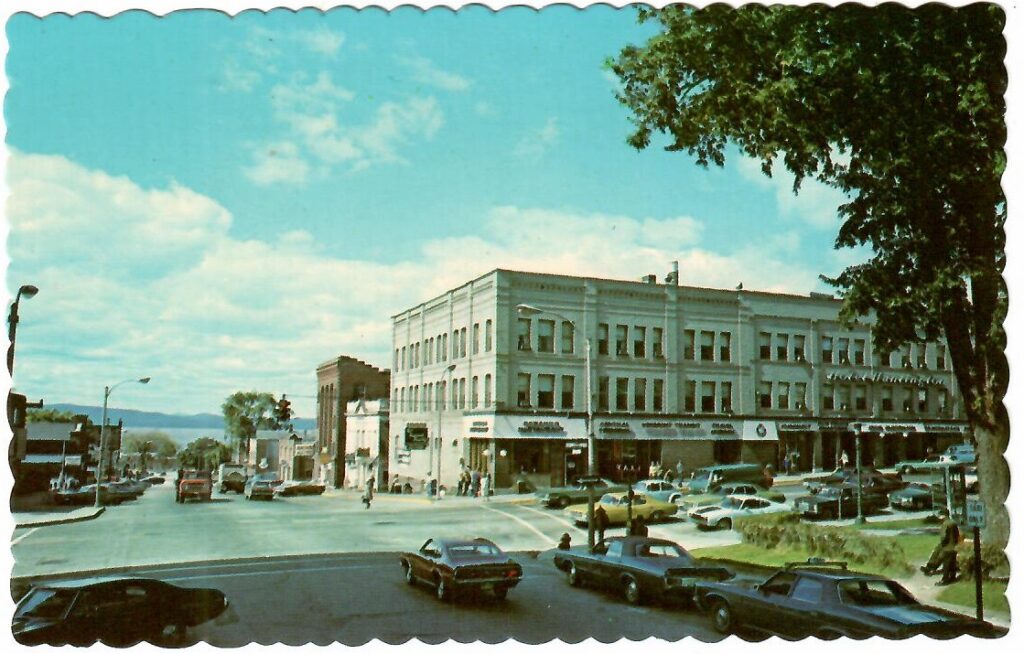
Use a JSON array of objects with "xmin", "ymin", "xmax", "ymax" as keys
[
  {"xmin": 95, "ymin": 377, "xmax": 151, "ymax": 507},
  {"xmin": 517, "ymin": 303, "xmax": 597, "ymax": 548},
  {"xmin": 7, "ymin": 284, "xmax": 39, "ymax": 376},
  {"xmin": 435, "ymin": 363, "xmax": 457, "ymax": 499}
]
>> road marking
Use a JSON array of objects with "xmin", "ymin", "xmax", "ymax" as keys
[
  {"xmin": 11, "ymin": 528, "xmax": 37, "ymax": 547},
  {"xmin": 481, "ymin": 505, "xmax": 556, "ymax": 546},
  {"xmin": 516, "ymin": 504, "xmax": 581, "ymax": 530}
]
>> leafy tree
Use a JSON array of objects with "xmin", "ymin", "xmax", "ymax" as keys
[
  {"xmin": 222, "ymin": 391, "xmax": 281, "ymax": 463},
  {"xmin": 123, "ymin": 431, "xmax": 178, "ymax": 471},
  {"xmin": 611, "ymin": 4, "xmax": 1007, "ymax": 546},
  {"xmin": 27, "ymin": 408, "xmax": 82, "ymax": 423},
  {"xmin": 177, "ymin": 437, "xmax": 231, "ymax": 471}
]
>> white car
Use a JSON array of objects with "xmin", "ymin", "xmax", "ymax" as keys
[{"xmin": 687, "ymin": 494, "xmax": 790, "ymax": 530}]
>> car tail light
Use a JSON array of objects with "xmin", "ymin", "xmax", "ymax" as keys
[{"xmin": 506, "ymin": 569, "xmax": 520, "ymax": 577}]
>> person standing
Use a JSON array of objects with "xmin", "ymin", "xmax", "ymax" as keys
[
  {"xmin": 632, "ymin": 515, "xmax": 649, "ymax": 537},
  {"xmin": 922, "ymin": 509, "xmax": 961, "ymax": 585},
  {"xmin": 481, "ymin": 472, "xmax": 491, "ymax": 501},
  {"xmin": 676, "ymin": 460, "xmax": 684, "ymax": 481},
  {"xmin": 174, "ymin": 467, "xmax": 184, "ymax": 503},
  {"xmin": 840, "ymin": 450, "xmax": 850, "ymax": 469},
  {"xmin": 470, "ymin": 469, "xmax": 481, "ymax": 497},
  {"xmin": 594, "ymin": 504, "xmax": 609, "ymax": 543}
]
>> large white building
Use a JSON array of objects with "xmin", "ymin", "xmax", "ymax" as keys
[{"xmin": 388, "ymin": 268, "xmax": 969, "ymax": 490}]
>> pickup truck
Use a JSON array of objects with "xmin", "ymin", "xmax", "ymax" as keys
[{"xmin": 177, "ymin": 470, "xmax": 213, "ymax": 503}]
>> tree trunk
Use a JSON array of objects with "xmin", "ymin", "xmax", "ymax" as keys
[{"xmin": 974, "ymin": 422, "xmax": 1009, "ymax": 549}]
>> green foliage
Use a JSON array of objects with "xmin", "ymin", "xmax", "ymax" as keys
[
  {"xmin": 177, "ymin": 437, "xmax": 231, "ymax": 471},
  {"xmin": 123, "ymin": 431, "xmax": 178, "ymax": 470},
  {"xmin": 954, "ymin": 541, "xmax": 1009, "ymax": 581},
  {"xmin": 26, "ymin": 408, "xmax": 82, "ymax": 423},
  {"xmin": 221, "ymin": 391, "xmax": 282, "ymax": 458},
  {"xmin": 612, "ymin": 2, "xmax": 1008, "ymax": 548}
]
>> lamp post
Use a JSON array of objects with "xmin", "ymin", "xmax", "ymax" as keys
[
  {"xmin": 435, "ymin": 364, "xmax": 457, "ymax": 499},
  {"xmin": 95, "ymin": 377, "xmax": 151, "ymax": 507},
  {"xmin": 517, "ymin": 303, "xmax": 596, "ymax": 548},
  {"xmin": 852, "ymin": 423, "xmax": 866, "ymax": 524},
  {"xmin": 7, "ymin": 284, "xmax": 39, "ymax": 376}
]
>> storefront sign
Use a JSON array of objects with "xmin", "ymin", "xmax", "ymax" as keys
[
  {"xmin": 470, "ymin": 420, "xmax": 490, "ymax": 433},
  {"xmin": 710, "ymin": 422, "xmax": 738, "ymax": 435},
  {"xmin": 827, "ymin": 372, "xmax": 948, "ymax": 387},
  {"xmin": 861, "ymin": 423, "xmax": 924, "ymax": 433},
  {"xmin": 778, "ymin": 422, "xmax": 816, "ymax": 432},
  {"xmin": 926, "ymin": 423, "xmax": 967, "ymax": 433},
  {"xmin": 518, "ymin": 421, "xmax": 565, "ymax": 434},
  {"xmin": 404, "ymin": 424, "xmax": 429, "ymax": 450},
  {"xmin": 599, "ymin": 421, "xmax": 632, "ymax": 434},
  {"xmin": 565, "ymin": 442, "xmax": 588, "ymax": 449}
]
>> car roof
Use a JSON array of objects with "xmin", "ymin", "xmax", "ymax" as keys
[
  {"xmin": 605, "ymin": 536, "xmax": 682, "ymax": 548},
  {"xmin": 34, "ymin": 575, "xmax": 154, "ymax": 589},
  {"xmin": 787, "ymin": 568, "xmax": 891, "ymax": 582},
  {"xmin": 433, "ymin": 537, "xmax": 500, "ymax": 549},
  {"xmin": 724, "ymin": 494, "xmax": 763, "ymax": 501}
]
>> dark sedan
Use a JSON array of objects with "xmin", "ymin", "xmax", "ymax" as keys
[
  {"xmin": 535, "ymin": 478, "xmax": 628, "ymax": 508},
  {"xmin": 13, "ymin": 576, "xmax": 229, "ymax": 646},
  {"xmin": 695, "ymin": 559, "xmax": 1006, "ymax": 639},
  {"xmin": 804, "ymin": 468, "xmax": 906, "ymax": 495},
  {"xmin": 794, "ymin": 485, "xmax": 888, "ymax": 520},
  {"xmin": 888, "ymin": 482, "xmax": 937, "ymax": 511},
  {"xmin": 274, "ymin": 480, "xmax": 327, "ymax": 497},
  {"xmin": 552, "ymin": 536, "xmax": 733, "ymax": 605},
  {"xmin": 400, "ymin": 537, "xmax": 523, "ymax": 601}
]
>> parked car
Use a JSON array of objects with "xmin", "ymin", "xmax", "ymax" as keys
[
  {"xmin": 216, "ymin": 463, "xmax": 248, "ymax": 494},
  {"xmin": 108, "ymin": 480, "xmax": 147, "ymax": 498},
  {"xmin": 140, "ymin": 474, "xmax": 166, "ymax": 485},
  {"xmin": 632, "ymin": 479, "xmax": 685, "ymax": 504},
  {"xmin": 694, "ymin": 558, "xmax": 1006, "ymax": 638},
  {"xmin": 894, "ymin": 455, "xmax": 948, "ymax": 475},
  {"xmin": 794, "ymin": 485, "xmax": 888, "ymax": 520},
  {"xmin": 565, "ymin": 492, "xmax": 678, "ymax": 526},
  {"xmin": 535, "ymin": 478, "xmax": 628, "ymax": 508},
  {"xmin": 680, "ymin": 463, "xmax": 773, "ymax": 495},
  {"xmin": 678, "ymin": 482, "xmax": 786, "ymax": 512},
  {"xmin": 400, "ymin": 537, "xmax": 522, "ymax": 601},
  {"xmin": 687, "ymin": 495, "xmax": 790, "ymax": 530},
  {"xmin": 553, "ymin": 536, "xmax": 733, "ymax": 605},
  {"xmin": 274, "ymin": 480, "xmax": 327, "ymax": 497},
  {"xmin": 887, "ymin": 482, "xmax": 937, "ymax": 511},
  {"xmin": 244, "ymin": 475, "xmax": 277, "ymax": 500},
  {"xmin": 177, "ymin": 470, "xmax": 213, "ymax": 503},
  {"xmin": 52, "ymin": 485, "xmax": 126, "ymax": 506},
  {"xmin": 12, "ymin": 576, "xmax": 229, "ymax": 646},
  {"xmin": 803, "ymin": 467, "xmax": 905, "ymax": 495},
  {"xmin": 941, "ymin": 443, "xmax": 976, "ymax": 464}
]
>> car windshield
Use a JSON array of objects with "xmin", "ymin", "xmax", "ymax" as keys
[
  {"xmin": 637, "ymin": 543, "xmax": 691, "ymax": 560},
  {"xmin": 600, "ymin": 495, "xmax": 618, "ymax": 505},
  {"xmin": 720, "ymin": 497, "xmax": 742, "ymax": 509},
  {"xmin": 16, "ymin": 588, "xmax": 77, "ymax": 619},
  {"xmin": 818, "ymin": 487, "xmax": 846, "ymax": 498},
  {"xmin": 448, "ymin": 543, "xmax": 501, "ymax": 558},
  {"xmin": 838, "ymin": 580, "xmax": 918, "ymax": 607}
]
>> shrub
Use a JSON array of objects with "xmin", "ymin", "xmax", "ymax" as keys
[{"xmin": 954, "ymin": 541, "xmax": 1009, "ymax": 580}]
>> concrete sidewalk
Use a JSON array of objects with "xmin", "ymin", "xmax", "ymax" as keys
[
  {"xmin": 13, "ymin": 506, "xmax": 105, "ymax": 528},
  {"xmin": 323, "ymin": 487, "xmax": 537, "ymax": 506}
]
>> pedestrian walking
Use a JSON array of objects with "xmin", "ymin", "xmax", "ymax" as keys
[
  {"xmin": 481, "ymin": 472, "xmax": 491, "ymax": 501},
  {"xmin": 460, "ymin": 470, "xmax": 471, "ymax": 496},
  {"xmin": 365, "ymin": 476, "xmax": 375, "ymax": 501},
  {"xmin": 594, "ymin": 505, "xmax": 609, "ymax": 543},
  {"xmin": 839, "ymin": 450, "xmax": 850, "ymax": 469},
  {"xmin": 921, "ymin": 509, "xmax": 961, "ymax": 585},
  {"xmin": 470, "ymin": 469, "xmax": 481, "ymax": 497}
]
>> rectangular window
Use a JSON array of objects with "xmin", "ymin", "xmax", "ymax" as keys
[
  {"xmin": 517, "ymin": 318, "xmax": 532, "ymax": 351},
  {"xmin": 916, "ymin": 344, "xmax": 927, "ymax": 369},
  {"xmin": 517, "ymin": 374, "xmax": 531, "ymax": 408},
  {"xmin": 598, "ymin": 323, "xmax": 609, "ymax": 355},
  {"xmin": 440, "ymin": 334, "xmax": 447, "ymax": 362},
  {"xmin": 394, "ymin": 348, "xmax": 399, "ymax": 371},
  {"xmin": 537, "ymin": 374, "xmax": 555, "ymax": 409},
  {"xmin": 821, "ymin": 336, "xmax": 833, "ymax": 364},
  {"xmin": 561, "ymin": 322, "xmax": 574, "ymax": 354},
  {"xmin": 903, "ymin": 386, "xmax": 914, "ymax": 412},
  {"xmin": 484, "ymin": 374, "xmax": 492, "ymax": 407},
  {"xmin": 936, "ymin": 344, "xmax": 947, "ymax": 370},
  {"xmin": 700, "ymin": 330, "xmax": 715, "ymax": 361},
  {"xmin": 719, "ymin": 332, "xmax": 731, "ymax": 362},
  {"xmin": 837, "ymin": 385, "xmax": 851, "ymax": 411},
  {"xmin": 776, "ymin": 333, "xmax": 789, "ymax": 361},
  {"xmin": 777, "ymin": 382, "xmax": 790, "ymax": 410},
  {"xmin": 615, "ymin": 325, "xmax": 629, "ymax": 356},
  {"xmin": 561, "ymin": 375, "xmax": 574, "ymax": 410},
  {"xmin": 901, "ymin": 347, "xmax": 912, "ymax": 369},
  {"xmin": 401, "ymin": 346, "xmax": 406, "ymax": 370},
  {"xmin": 853, "ymin": 339, "xmax": 865, "ymax": 366},
  {"xmin": 701, "ymin": 381, "xmax": 715, "ymax": 412},
  {"xmin": 882, "ymin": 387, "xmax": 893, "ymax": 412},
  {"xmin": 653, "ymin": 327, "xmax": 664, "ymax": 358},
  {"xmin": 822, "ymin": 383, "xmax": 835, "ymax": 411},
  {"xmin": 759, "ymin": 382, "xmax": 772, "ymax": 409},
  {"xmin": 634, "ymin": 326, "xmax": 647, "ymax": 358},
  {"xmin": 685, "ymin": 329, "xmax": 696, "ymax": 360},
  {"xmin": 460, "ymin": 378, "xmax": 468, "ymax": 409},
  {"xmin": 653, "ymin": 379, "xmax": 664, "ymax": 412},
  {"xmin": 460, "ymin": 328, "xmax": 467, "ymax": 358},
  {"xmin": 634, "ymin": 378, "xmax": 647, "ymax": 412},
  {"xmin": 399, "ymin": 387, "xmax": 405, "ymax": 411},
  {"xmin": 917, "ymin": 387, "xmax": 928, "ymax": 413},
  {"xmin": 615, "ymin": 378, "xmax": 629, "ymax": 411},
  {"xmin": 794, "ymin": 334, "xmax": 806, "ymax": 361},
  {"xmin": 472, "ymin": 376, "xmax": 479, "ymax": 408},
  {"xmin": 438, "ymin": 382, "xmax": 445, "ymax": 411},
  {"xmin": 837, "ymin": 338, "xmax": 850, "ymax": 364},
  {"xmin": 855, "ymin": 385, "xmax": 867, "ymax": 411},
  {"xmin": 472, "ymin": 323, "xmax": 480, "ymax": 355},
  {"xmin": 794, "ymin": 382, "xmax": 807, "ymax": 410},
  {"xmin": 684, "ymin": 380, "xmax": 696, "ymax": 412},
  {"xmin": 598, "ymin": 377, "xmax": 610, "ymax": 411},
  {"xmin": 426, "ymin": 338, "xmax": 432, "ymax": 365},
  {"xmin": 537, "ymin": 319, "xmax": 555, "ymax": 353},
  {"xmin": 759, "ymin": 332, "xmax": 771, "ymax": 360},
  {"xmin": 485, "ymin": 320, "xmax": 493, "ymax": 352},
  {"xmin": 720, "ymin": 381, "xmax": 733, "ymax": 412},
  {"xmin": 938, "ymin": 388, "xmax": 948, "ymax": 414}
]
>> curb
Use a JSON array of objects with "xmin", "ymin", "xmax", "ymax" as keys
[{"xmin": 14, "ymin": 506, "xmax": 105, "ymax": 529}]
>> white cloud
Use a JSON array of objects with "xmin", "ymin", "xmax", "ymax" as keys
[
  {"xmin": 6, "ymin": 154, "xmax": 823, "ymax": 417},
  {"xmin": 297, "ymin": 28, "xmax": 345, "ymax": 58},
  {"xmin": 513, "ymin": 117, "xmax": 560, "ymax": 160},
  {"xmin": 396, "ymin": 54, "xmax": 471, "ymax": 92},
  {"xmin": 734, "ymin": 152, "xmax": 848, "ymax": 230},
  {"xmin": 218, "ymin": 27, "xmax": 345, "ymax": 94},
  {"xmin": 243, "ymin": 141, "xmax": 312, "ymax": 186},
  {"xmin": 474, "ymin": 101, "xmax": 497, "ymax": 117}
]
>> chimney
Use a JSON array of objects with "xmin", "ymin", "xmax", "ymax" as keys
[{"xmin": 665, "ymin": 260, "xmax": 679, "ymax": 286}]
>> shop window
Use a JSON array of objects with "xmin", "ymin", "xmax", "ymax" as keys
[
  {"xmin": 881, "ymin": 387, "xmax": 893, "ymax": 412},
  {"xmin": 472, "ymin": 324, "xmax": 480, "ymax": 355},
  {"xmin": 517, "ymin": 374, "xmax": 531, "ymax": 408},
  {"xmin": 701, "ymin": 381, "xmax": 715, "ymax": 412},
  {"xmin": 561, "ymin": 375, "xmax": 574, "ymax": 410},
  {"xmin": 776, "ymin": 334, "xmax": 789, "ymax": 361},
  {"xmin": 759, "ymin": 332, "xmax": 771, "ymax": 360},
  {"xmin": 653, "ymin": 327, "xmax": 664, "ymax": 358},
  {"xmin": 821, "ymin": 336, "xmax": 833, "ymax": 364},
  {"xmin": 615, "ymin": 325, "xmax": 629, "ymax": 356},
  {"xmin": 822, "ymin": 383, "xmax": 835, "ymax": 410},
  {"xmin": 720, "ymin": 381, "xmax": 733, "ymax": 412},
  {"xmin": 485, "ymin": 320, "xmax": 493, "ymax": 352},
  {"xmin": 537, "ymin": 320, "xmax": 555, "ymax": 353},
  {"xmin": 837, "ymin": 338, "xmax": 850, "ymax": 364},
  {"xmin": 777, "ymin": 382, "xmax": 790, "ymax": 410},
  {"xmin": 853, "ymin": 339, "xmax": 866, "ymax": 365},
  {"xmin": 615, "ymin": 378, "xmax": 629, "ymax": 411},
  {"xmin": 561, "ymin": 322, "xmax": 574, "ymax": 354},
  {"xmin": 538, "ymin": 374, "xmax": 555, "ymax": 409},
  {"xmin": 685, "ymin": 330, "xmax": 696, "ymax": 360},
  {"xmin": 598, "ymin": 323, "xmax": 609, "ymax": 355},
  {"xmin": 855, "ymin": 385, "xmax": 867, "ymax": 411},
  {"xmin": 759, "ymin": 382, "xmax": 772, "ymax": 409},
  {"xmin": 794, "ymin": 334, "xmax": 806, "ymax": 361},
  {"xmin": 684, "ymin": 380, "xmax": 696, "ymax": 412},
  {"xmin": 719, "ymin": 332, "xmax": 731, "ymax": 362},
  {"xmin": 634, "ymin": 326, "xmax": 647, "ymax": 358},
  {"xmin": 598, "ymin": 377, "xmax": 610, "ymax": 411},
  {"xmin": 517, "ymin": 318, "xmax": 532, "ymax": 352},
  {"xmin": 634, "ymin": 378, "xmax": 647, "ymax": 411},
  {"xmin": 653, "ymin": 379, "xmax": 664, "ymax": 412}
]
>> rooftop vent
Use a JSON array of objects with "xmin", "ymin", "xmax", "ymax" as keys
[{"xmin": 641, "ymin": 274, "xmax": 657, "ymax": 284}]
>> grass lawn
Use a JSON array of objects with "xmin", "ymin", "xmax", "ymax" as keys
[
  {"xmin": 855, "ymin": 517, "xmax": 938, "ymax": 531},
  {"xmin": 937, "ymin": 579, "xmax": 1009, "ymax": 616}
]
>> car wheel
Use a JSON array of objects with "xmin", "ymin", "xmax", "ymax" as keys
[
  {"xmin": 669, "ymin": 494, "xmax": 681, "ymax": 504},
  {"xmin": 650, "ymin": 510, "xmax": 665, "ymax": 522},
  {"xmin": 435, "ymin": 576, "xmax": 451, "ymax": 602},
  {"xmin": 710, "ymin": 598, "xmax": 734, "ymax": 634},
  {"xmin": 567, "ymin": 562, "xmax": 582, "ymax": 587},
  {"xmin": 622, "ymin": 576, "xmax": 642, "ymax": 605},
  {"xmin": 404, "ymin": 562, "xmax": 416, "ymax": 585},
  {"xmin": 493, "ymin": 585, "xmax": 508, "ymax": 600},
  {"xmin": 558, "ymin": 496, "xmax": 570, "ymax": 508},
  {"xmin": 719, "ymin": 518, "xmax": 732, "ymax": 531}
]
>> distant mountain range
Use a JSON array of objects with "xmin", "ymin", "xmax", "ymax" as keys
[{"xmin": 48, "ymin": 403, "xmax": 316, "ymax": 431}]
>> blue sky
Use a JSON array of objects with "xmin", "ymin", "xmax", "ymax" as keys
[{"xmin": 4, "ymin": 5, "xmax": 869, "ymax": 418}]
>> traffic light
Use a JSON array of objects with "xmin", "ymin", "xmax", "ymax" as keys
[{"xmin": 275, "ymin": 395, "xmax": 292, "ymax": 425}]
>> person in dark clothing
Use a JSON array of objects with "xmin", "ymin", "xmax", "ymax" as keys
[
  {"xmin": 557, "ymin": 533, "xmax": 572, "ymax": 550},
  {"xmin": 470, "ymin": 469, "xmax": 482, "ymax": 497},
  {"xmin": 631, "ymin": 515, "xmax": 649, "ymax": 537},
  {"xmin": 921, "ymin": 509, "xmax": 961, "ymax": 584},
  {"xmin": 594, "ymin": 505, "xmax": 609, "ymax": 543},
  {"xmin": 174, "ymin": 468, "xmax": 184, "ymax": 503}
]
